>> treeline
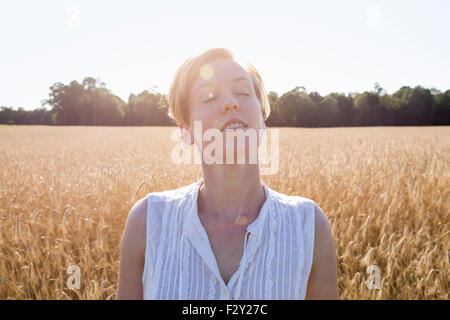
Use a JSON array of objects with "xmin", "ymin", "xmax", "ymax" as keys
[
  {"xmin": 266, "ymin": 83, "xmax": 450, "ymax": 127},
  {"xmin": 1, "ymin": 77, "xmax": 449, "ymax": 126}
]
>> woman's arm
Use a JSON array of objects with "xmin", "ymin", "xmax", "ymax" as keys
[
  {"xmin": 304, "ymin": 204, "xmax": 339, "ymax": 299},
  {"xmin": 116, "ymin": 197, "xmax": 147, "ymax": 300}
]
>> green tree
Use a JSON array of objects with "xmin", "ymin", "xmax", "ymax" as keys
[
  {"xmin": 329, "ymin": 93, "xmax": 355, "ymax": 126},
  {"xmin": 317, "ymin": 95, "xmax": 339, "ymax": 127},
  {"xmin": 42, "ymin": 77, "xmax": 125, "ymax": 125},
  {"xmin": 266, "ymin": 91, "xmax": 280, "ymax": 126},
  {"xmin": 433, "ymin": 90, "xmax": 450, "ymax": 125},
  {"xmin": 354, "ymin": 89, "xmax": 382, "ymax": 126},
  {"xmin": 391, "ymin": 85, "xmax": 434, "ymax": 125},
  {"xmin": 277, "ymin": 87, "xmax": 317, "ymax": 127},
  {"xmin": 124, "ymin": 90, "xmax": 171, "ymax": 126}
]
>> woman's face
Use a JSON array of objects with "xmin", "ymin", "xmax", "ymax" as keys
[{"xmin": 185, "ymin": 58, "xmax": 266, "ymax": 163}]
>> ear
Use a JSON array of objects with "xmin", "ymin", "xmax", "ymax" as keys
[{"xmin": 180, "ymin": 124, "xmax": 193, "ymax": 145}]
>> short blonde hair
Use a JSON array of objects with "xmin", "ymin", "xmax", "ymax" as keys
[{"xmin": 167, "ymin": 48, "xmax": 271, "ymax": 127}]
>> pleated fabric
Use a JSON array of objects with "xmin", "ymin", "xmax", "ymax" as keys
[{"xmin": 142, "ymin": 178, "xmax": 316, "ymax": 300}]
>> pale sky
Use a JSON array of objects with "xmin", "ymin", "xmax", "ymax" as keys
[{"xmin": 1, "ymin": 0, "xmax": 449, "ymax": 110}]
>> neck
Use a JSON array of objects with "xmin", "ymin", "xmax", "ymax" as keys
[{"xmin": 197, "ymin": 163, "xmax": 266, "ymax": 227}]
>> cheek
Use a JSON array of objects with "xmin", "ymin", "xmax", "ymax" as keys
[
  {"xmin": 189, "ymin": 104, "xmax": 208, "ymax": 122},
  {"xmin": 192, "ymin": 106, "xmax": 214, "ymax": 119},
  {"xmin": 189, "ymin": 107, "xmax": 219, "ymax": 130},
  {"xmin": 247, "ymin": 99, "xmax": 263, "ymax": 120}
]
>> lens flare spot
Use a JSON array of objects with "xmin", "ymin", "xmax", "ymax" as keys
[
  {"xmin": 234, "ymin": 215, "xmax": 248, "ymax": 226},
  {"xmin": 199, "ymin": 63, "xmax": 214, "ymax": 80}
]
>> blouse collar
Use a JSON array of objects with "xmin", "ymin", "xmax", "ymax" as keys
[
  {"xmin": 185, "ymin": 177, "xmax": 272, "ymax": 238},
  {"xmin": 182, "ymin": 177, "xmax": 273, "ymax": 290}
]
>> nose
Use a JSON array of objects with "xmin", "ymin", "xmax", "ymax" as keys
[{"xmin": 222, "ymin": 93, "xmax": 240, "ymax": 113}]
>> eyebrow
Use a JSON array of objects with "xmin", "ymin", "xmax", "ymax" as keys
[{"xmin": 195, "ymin": 76, "xmax": 250, "ymax": 95}]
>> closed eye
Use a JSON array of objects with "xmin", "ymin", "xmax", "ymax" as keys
[
  {"xmin": 203, "ymin": 96, "xmax": 216, "ymax": 103},
  {"xmin": 203, "ymin": 92, "xmax": 249, "ymax": 103}
]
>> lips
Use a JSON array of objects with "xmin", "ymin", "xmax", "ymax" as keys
[{"xmin": 221, "ymin": 119, "xmax": 248, "ymax": 131}]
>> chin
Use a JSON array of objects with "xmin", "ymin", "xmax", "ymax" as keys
[{"xmin": 222, "ymin": 140, "xmax": 258, "ymax": 165}]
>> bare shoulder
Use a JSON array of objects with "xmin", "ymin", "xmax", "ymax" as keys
[
  {"xmin": 304, "ymin": 203, "xmax": 339, "ymax": 299},
  {"xmin": 124, "ymin": 196, "xmax": 148, "ymax": 255},
  {"xmin": 313, "ymin": 204, "xmax": 332, "ymax": 239},
  {"xmin": 128, "ymin": 196, "xmax": 148, "ymax": 227},
  {"xmin": 312, "ymin": 204, "xmax": 336, "ymax": 274},
  {"xmin": 116, "ymin": 196, "xmax": 148, "ymax": 300}
]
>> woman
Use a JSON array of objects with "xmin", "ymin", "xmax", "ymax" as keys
[{"xmin": 117, "ymin": 48, "xmax": 338, "ymax": 300}]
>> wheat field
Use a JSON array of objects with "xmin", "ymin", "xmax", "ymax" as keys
[{"xmin": 0, "ymin": 125, "xmax": 448, "ymax": 299}]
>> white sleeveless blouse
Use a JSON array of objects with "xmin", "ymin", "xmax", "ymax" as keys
[{"xmin": 142, "ymin": 178, "xmax": 316, "ymax": 300}]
